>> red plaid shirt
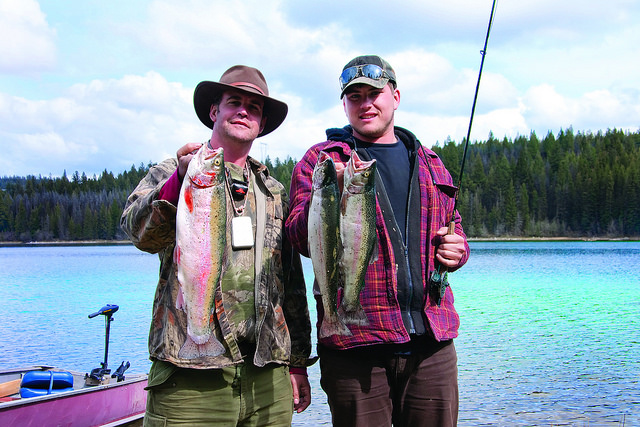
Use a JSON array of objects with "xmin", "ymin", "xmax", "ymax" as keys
[{"xmin": 285, "ymin": 130, "xmax": 469, "ymax": 349}]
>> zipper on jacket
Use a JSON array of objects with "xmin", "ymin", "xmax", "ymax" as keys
[
  {"xmin": 403, "ymin": 245, "xmax": 415, "ymax": 334},
  {"xmin": 403, "ymin": 167, "xmax": 416, "ymax": 334}
]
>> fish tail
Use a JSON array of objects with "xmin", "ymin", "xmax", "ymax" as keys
[
  {"xmin": 338, "ymin": 302, "xmax": 369, "ymax": 326},
  {"xmin": 318, "ymin": 314, "xmax": 352, "ymax": 339},
  {"xmin": 199, "ymin": 336, "xmax": 226, "ymax": 357},
  {"xmin": 178, "ymin": 335, "xmax": 225, "ymax": 359},
  {"xmin": 178, "ymin": 337, "xmax": 199, "ymax": 359}
]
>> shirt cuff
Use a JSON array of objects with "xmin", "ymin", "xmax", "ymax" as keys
[
  {"xmin": 158, "ymin": 170, "xmax": 182, "ymax": 205},
  {"xmin": 289, "ymin": 367, "xmax": 308, "ymax": 376}
]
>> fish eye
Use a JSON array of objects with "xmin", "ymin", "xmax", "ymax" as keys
[{"xmin": 214, "ymin": 157, "xmax": 222, "ymax": 166}]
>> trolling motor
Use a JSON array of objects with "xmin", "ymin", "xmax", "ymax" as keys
[{"xmin": 84, "ymin": 304, "xmax": 130, "ymax": 385}]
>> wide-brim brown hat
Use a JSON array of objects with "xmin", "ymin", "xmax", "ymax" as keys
[{"xmin": 194, "ymin": 65, "xmax": 288, "ymax": 137}]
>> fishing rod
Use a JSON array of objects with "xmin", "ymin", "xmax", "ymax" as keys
[
  {"xmin": 431, "ymin": 0, "xmax": 498, "ymax": 305},
  {"xmin": 449, "ymin": 0, "xmax": 498, "ymax": 229}
]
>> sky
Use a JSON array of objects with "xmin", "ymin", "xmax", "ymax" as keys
[{"xmin": 1, "ymin": 0, "xmax": 639, "ymax": 178}]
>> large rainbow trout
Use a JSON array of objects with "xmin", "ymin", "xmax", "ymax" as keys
[
  {"xmin": 174, "ymin": 144, "xmax": 226, "ymax": 358},
  {"xmin": 338, "ymin": 151, "xmax": 377, "ymax": 325},
  {"xmin": 308, "ymin": 152, "xmax": 351, "ymax": 338}
]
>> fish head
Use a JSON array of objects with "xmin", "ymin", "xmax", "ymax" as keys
[
  {"xmin": 312, "ymin": 151, "xmax": 338, "ymax": 190},
  {"xmin": 188, "ymin": 146, "xmax": 225, "ymax": 188},
  {"xmin": 345, "ymin": 151, "xmax": 376, "ymax": 193}
]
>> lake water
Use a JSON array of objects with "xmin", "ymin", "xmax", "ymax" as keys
[{"xmin": 0, "ymin": 241, "xmax": 638, "ymax": 426}]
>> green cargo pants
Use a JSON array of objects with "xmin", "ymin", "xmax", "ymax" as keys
[{"xmin": 143, "ymin": 360, "xmax": 293, "ymax": 426}]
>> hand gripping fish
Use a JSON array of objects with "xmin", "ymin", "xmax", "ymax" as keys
[
  {"xmin": 338, "ymin": 151, "xmax": 377, "ymax": 325},
  {"xmin": 174, "ymin": 145, "xmax": 226, "ymax": 358},
  {"xmin": 308, "ymin": 152, "xmax": 352, "ymax": 338}
]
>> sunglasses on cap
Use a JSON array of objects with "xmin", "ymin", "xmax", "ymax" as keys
[{"xmin": 339, "ymin": 64, "xmax": 393, "ymax": 90}]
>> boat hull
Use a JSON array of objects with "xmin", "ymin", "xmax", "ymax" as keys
[{"xmin": 0, "ymin": 367, "xmax": 148, "ymax": 427}]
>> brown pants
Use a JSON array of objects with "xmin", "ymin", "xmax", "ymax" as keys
[{"xmin": 319, "ymin": 339, "xmax": 458, "ymax": 427}]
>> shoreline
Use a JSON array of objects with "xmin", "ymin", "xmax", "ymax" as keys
[
  {"xmin": 0, "ymin": 240, "xmax": 133, "ymax": 247},
  {"xmin": 1, "ymin": 236, "xmax": 639, "ymax": 247},
  {"xmin": 468, "ymin": 236, "xmax": 640, "ymax": 242}
]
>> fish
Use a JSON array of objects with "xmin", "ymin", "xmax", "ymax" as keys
[
  {"xmin": 308, "ymin": 151, "xmax": 352, "ymax": 338},
  {"xmin": 174, "ymin": 144, "xmax": 227, "ymax": 358},
  {"xmin": 338, "ymin": 150, "xmax": 377, "ymax": 326}
]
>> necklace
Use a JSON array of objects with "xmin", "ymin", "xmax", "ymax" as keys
[
  {"xmin": 225, "ymin": 162, "xmax": 251, "ymax": 216},
  {"xmin": 225, "ymin": 162, "xmax": 254, "ymax": 249}
]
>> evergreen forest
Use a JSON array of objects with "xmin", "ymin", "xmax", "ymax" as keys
[
  {"xmin": 0, "ymin": 157, "xmax": 297, "ymax": 242},
  {"xmin": 1, "ymin": 128, "xmax": 638, "ymax": 242}
]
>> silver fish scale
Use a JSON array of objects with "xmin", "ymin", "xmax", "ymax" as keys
[
  {"xmin": 308, "ymin": 153, "xmax": 352, "ymax": 338},
  {"xmin": 174, "ymin": 145, "xmax": 227, "ymax": 358},
  {"xmin": 338, "ymin": 152, "xmax": 377, "ymax": 326}
]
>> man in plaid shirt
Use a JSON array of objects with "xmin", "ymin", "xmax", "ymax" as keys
[{"xmin": 286, "ymin": 55, "xmax": 470, "ymax": 427}]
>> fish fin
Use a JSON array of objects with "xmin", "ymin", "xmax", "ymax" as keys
[
  {"xmin": 337, "ymin": 259, "xmax": 345, "ymax": 289},
  {"xmin": 178, "ymin": 335, "xmax": 226, "ymax": 359},
  {"xmin": 369, "ymin": 240, "xmax": 379, "ymax": 264},
  {"xmin": 339, "ymin": 191, "xmax": 348, "ymax": 215},
  {"xmin": 176, "ymin": 285, "xmax": 185, "ymax": 310},
  {"xmin": 338, "ymin": 303, "xmax": 370, "ymax": 326},
  {"xmin": 173, "ymin": 244, "xmax": 181, "ymax": 265},
  {"xmin": 318, "ymin": 315, "xmax": 352, "ymax": 339},
  {"xmin": 173, "ymin": 245, "xmax": 187, "ymax": 311}
]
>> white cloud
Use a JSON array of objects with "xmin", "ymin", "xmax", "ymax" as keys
[
  {"xmin": 1, "ymin": 0, "xmax": 640, "ymax": 177},
  {"xmin": 0, "ymin": 0, "xmax": 56, "ymax": 73},
  {"xmin": 254, "ymin": 95, "xmax": 345, "ymax": 163},
  {"xmin": 126, "ymin": 0, "xmax": 355, "ymax": 109},
  {"xmin": 0, "ymin": 72, "xmax": 203, "ymax": 176},
  {"xmin": 136, "ymin": 0, "xmax": 350, "ymax": 65},
  {"xmin": 522, "ymin": 84, "xmax": 640, "ymax": 136}
]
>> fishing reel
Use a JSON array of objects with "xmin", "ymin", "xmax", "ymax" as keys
[{"xmin": 429, "ymin": 267, "xmax": 449, "ymax": 307}]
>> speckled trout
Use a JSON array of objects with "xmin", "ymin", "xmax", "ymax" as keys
[
  {"xmin": 308, "ymin": 152, "xmax": 351, "ymax": 338},
  {"xmin": 174, "ymin": 144, "xmax": 226, "ymax": 358},
  {"xmin": 338, "ymin": 151, "xmax": 377, "ymax": 325}
]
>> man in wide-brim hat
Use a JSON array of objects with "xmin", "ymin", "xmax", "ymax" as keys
[
  {"xmin": 180, "ymin": 65, "xmax": 289, "ymax": 175},
  {"xmin": 194, "ymin": 65, "xmax": 288, "ymax": 137},
  {"xmin": 121, "ymin": 65, "xmax": 313, "ymax": 426}
]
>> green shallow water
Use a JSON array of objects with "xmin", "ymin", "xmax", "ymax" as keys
[{"xmin": 1, "ymin": 241, "xmax": 638, "ymax": 425}]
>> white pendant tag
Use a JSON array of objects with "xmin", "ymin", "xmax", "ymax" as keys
[{"xmin": 231, "ymin": 216, "xmax": 254, "ymax": 249}]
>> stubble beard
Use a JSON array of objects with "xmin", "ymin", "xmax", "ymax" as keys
[
  {"xmin": 219, "ymin": 121, "xmax": 258, "ymax": 146},
  {"xmin": 352, "ymin": 114, "xmax": 395, "ymax": 142}
]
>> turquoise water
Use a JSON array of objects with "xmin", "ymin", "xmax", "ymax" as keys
[
  {"xmin": 0, "ymin": 242, "xmax": 638, "ymax": 426},
  {"xmin": 454, "ymin": 242, "xmax": 639, "ymax": 426}
]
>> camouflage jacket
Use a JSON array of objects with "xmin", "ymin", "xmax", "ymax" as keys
[{"xmin": 121, "ymin": 156, "xmax": 312, "ymax": 369}]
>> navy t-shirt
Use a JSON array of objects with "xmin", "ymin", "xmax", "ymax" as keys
[{"xmin": 354, "ymin": 138, "xmax": 410, "ymax": 242}]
